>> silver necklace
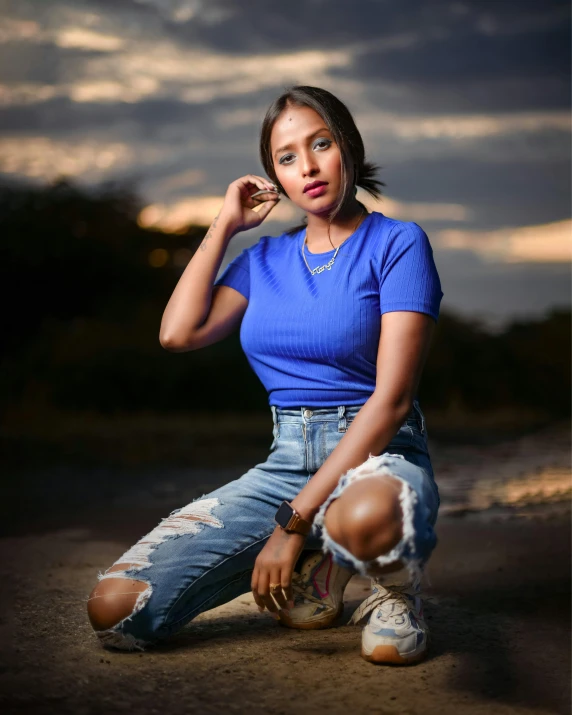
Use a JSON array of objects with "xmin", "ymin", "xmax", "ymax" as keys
[{"xmin": 301, "ymin": 208, "xmax": 367, "ymax": 276}]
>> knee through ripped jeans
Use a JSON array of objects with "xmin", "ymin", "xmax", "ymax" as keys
[{"xmin": 90, "ymin": 399, "xmax": 440, "ymax": 651}]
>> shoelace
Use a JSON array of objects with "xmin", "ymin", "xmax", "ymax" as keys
[
  {"xmin": 290, "ymin": 570, "xmax": 326, "ymax": 607},
  {"xmin": 348, "ymin": 582, "xmax": 415, "ymax": 626}
]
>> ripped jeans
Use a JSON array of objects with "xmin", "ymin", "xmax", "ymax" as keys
[{"xmin": 91, "ymin": 400, "xmax": 439, "ymax": 651}]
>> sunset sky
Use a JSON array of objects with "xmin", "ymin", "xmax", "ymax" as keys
[{"xmin": 1, "ymin": 0, "xmax": 570, "ymax": 328}]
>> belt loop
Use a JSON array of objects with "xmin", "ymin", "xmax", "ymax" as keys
[
  {"xmin": 270, "ymin": 405, "xmax": 279, "ymax": 439},
  {"xmin": 338, "ymin": 405, "xmax": 347, "ymax": 432}
]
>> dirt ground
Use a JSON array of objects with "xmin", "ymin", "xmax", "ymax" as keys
[{"xmin": 1, "ymin": 423, "xmax": 570, "ymax": 715}]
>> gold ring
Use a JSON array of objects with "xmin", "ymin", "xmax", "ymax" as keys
[{"xmin": 269, "ymin": 583, "xmax": 282, "ymax": 591}]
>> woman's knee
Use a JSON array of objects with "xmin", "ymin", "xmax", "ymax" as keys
[
  {"xmin": 323, "ymin": 474, "xmax": 403, "ymax": 562},
  {"xmin": 87, "ymin": 563, "xmax": 150, "ymax": 632}
]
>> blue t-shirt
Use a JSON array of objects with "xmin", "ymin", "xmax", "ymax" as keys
[{"xmin": 214, "ymin": 210, "xmax": 443, "ymax": 408}]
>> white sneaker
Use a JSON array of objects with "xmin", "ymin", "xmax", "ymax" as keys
[
  {"xmin": 349, "ymin": 578, "xmax": 428, "ymax": 664},
  {"xmin": 278, "ymin": 551, "xmax": 355, "ymax": 630}
]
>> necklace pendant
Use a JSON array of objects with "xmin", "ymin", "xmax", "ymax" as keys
[{"xmin": 301, "ymin": 208, "xmax": 367, "ymax": 276}]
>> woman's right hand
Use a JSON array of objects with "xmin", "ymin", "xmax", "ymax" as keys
[{"xmin": 220, "ymin": 174, "xmax": 281, "ymax": 236}]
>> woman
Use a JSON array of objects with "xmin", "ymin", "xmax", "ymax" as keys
[{"xmin": 86, "ymin": 85, "xmax": 443, "ymax": 666}]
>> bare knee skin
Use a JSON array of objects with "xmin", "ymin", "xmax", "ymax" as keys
[
  {"xmin": 323, "ymin": 475, "xmax": 403, "ymax": 563},
  {"xmin": 87, "ymin": 563, "xmax": 149, "ymax": 632},
  {"xmin": 87, "ymin": 509, "xmax": 222, "ymax": 633}
]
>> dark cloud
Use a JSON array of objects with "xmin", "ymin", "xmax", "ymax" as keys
[
  {"xmin": 0, "ymin": 41, "xmax": 105, "ymax": 85},
  {"xmin": 157, "ymin": 0, "xmax": 570, "ymax": 114},
  {"xmin": 385, "ymin": 156, "xmax": 571, "ymax": 229},
  {"xmin": 370, "ymin": 76, "xmax": 571, "ymax": 114},
  {"xmin": 159, "ymin": 0, "xmax": 570, "ymax": 69},
  {"xmin": 2, "ymin": 0, "xmax": 568, "ymax": 123},
  {"xmin": 332, "ymin": 25, "xmax": 570, "ymax": 112},
  {"xmin": 434, "ymin": 249, "xmax": 571, "ymax": 328},
  {"xmin": 0, "ymin": 97, "xmax": 209, "ymax": 136}
]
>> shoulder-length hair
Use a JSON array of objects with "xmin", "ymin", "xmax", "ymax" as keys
[{"xmin": 259, "ymin": 85, "xmax": 385, "ymax": 235}]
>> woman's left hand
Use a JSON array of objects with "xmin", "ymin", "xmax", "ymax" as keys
[{"xmin": 251, "ymin": 526, "xmax": 307, "ymax": 617}]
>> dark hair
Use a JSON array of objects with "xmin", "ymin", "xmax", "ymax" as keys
[{"xmin": 259, "ymin": 85, "xmax": 385, "ymax": 235}]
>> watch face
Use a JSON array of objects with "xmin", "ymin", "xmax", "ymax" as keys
[{"xmin": 275, "ymin": 501, "xmax": 293, "ymax": 529}]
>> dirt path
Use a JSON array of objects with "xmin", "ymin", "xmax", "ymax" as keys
[{"xmin": 1, "ymin": 510, "xmax": 569, "ymax": 715}]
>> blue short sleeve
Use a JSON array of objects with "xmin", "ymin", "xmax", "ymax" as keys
[
  {"xmin": 213, "ymin": 246, "xmax": 250, "ymax": 300},
  {"xmin": 378, "ymin": 222, "xmax": 443, "ymax": 322}
]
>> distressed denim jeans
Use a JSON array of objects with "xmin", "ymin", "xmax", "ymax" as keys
[{"xmin": 92, "ymin": 400, "xmax": 440, "ymax": 651}]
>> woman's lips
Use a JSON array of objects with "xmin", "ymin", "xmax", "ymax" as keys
[{"xmin": 305, "ymin": 183, "xmax": 328, "ymax": 197}]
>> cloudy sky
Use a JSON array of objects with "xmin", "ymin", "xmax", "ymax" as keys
[{"xmin": 1, "ymin": 0, "xmax": 570, "ymax": 327}]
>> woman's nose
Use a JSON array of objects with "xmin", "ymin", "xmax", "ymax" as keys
[{"xmin": 300, "ymin": 150, "xmax": 319, "ymax": 176}]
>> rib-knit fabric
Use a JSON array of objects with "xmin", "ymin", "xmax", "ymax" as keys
[{"xmin": 214, "ymin": 210, "xmax": 443, "ymax": 408}]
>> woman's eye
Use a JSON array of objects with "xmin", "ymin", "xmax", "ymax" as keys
[{"xmin": 279, "ymin": 138, "xmax": 332, "ymax": 165}]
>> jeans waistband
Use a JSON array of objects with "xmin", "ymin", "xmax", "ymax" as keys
[
  {"xmin": 270, "ymin": 404, "xmax": 363, "ymax": 432},
  {"xmin": 270, "ymin": 399, "xmax": 423, "ymax": 433}
]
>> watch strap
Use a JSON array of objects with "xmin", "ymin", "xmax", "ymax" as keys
[
  {"xmin": 275, "ymin": 500, "xmax": 312, "ymax": 536},
  {"xmin": 285, "ymin": 510, "xmax": 312, "ymax": 536}
]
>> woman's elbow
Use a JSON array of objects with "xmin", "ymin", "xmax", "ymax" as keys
[{"xmin": 159, "ymin": 331, "xmax": 194, "ymax": 352}]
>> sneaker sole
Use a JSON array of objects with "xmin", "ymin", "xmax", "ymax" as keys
[
  {"xmin": 277, "ymin": 601, "xmax": 345, "ymax": 630},
  {"xmin": 361, "ymin": 644, "xmax": 427, "ymax": 665}
]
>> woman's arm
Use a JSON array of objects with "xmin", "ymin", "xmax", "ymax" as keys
[
  {"xmin": 159, "ymin": 174, "xmax": 279, "ymax": 349},
  {"xmin": 290, "ymin": 310, "xmax": 436, "ymax": 521},
  {"xmin": 159, "ymin": 212, "xmax": 237, "ymax": 349}
]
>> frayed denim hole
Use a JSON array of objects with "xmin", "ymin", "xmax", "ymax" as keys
[
  {"xmin": 93, "ymin": 497, "xmax": 229, "ymax": 651},
  {"xmin": 102, "ymin": 497, "xmax": 226, "ymax": 580},
  {"xmin": 90, "ymin": 578, "xmax": 154, "ymax": 652},
  {"xmin": 316, "ymin": 456, "xmax": 425, "ymax": 583}
]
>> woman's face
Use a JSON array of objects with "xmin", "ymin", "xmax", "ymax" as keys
[{"xmin": 270, "ymin": 104, "xmax": 345, "ymax": 215}]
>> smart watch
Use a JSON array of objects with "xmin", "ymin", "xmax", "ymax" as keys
[{"xmin": 274, "ymin": 500, "xmax": 312, "ymax": 536}]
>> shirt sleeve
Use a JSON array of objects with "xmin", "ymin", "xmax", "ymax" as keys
[
  {"xmin": 378, "ymin": 221, "xmax": 444, "ymax": 322},
  {"xmin": 213, "ymin": 246, "xmax": 251, "ymax": 300}
]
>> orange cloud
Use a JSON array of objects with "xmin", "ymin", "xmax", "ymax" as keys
[
  {"xmin": 137, "ymin": 190, "xmax": 471, "ymax": 233},
  {"xmin": 436, "ymin": 219, "xmax": 572, "ymax": 262},
  {"xmin": 137, "ymin": 196, "xmax": 298, "ymax": 232}
]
